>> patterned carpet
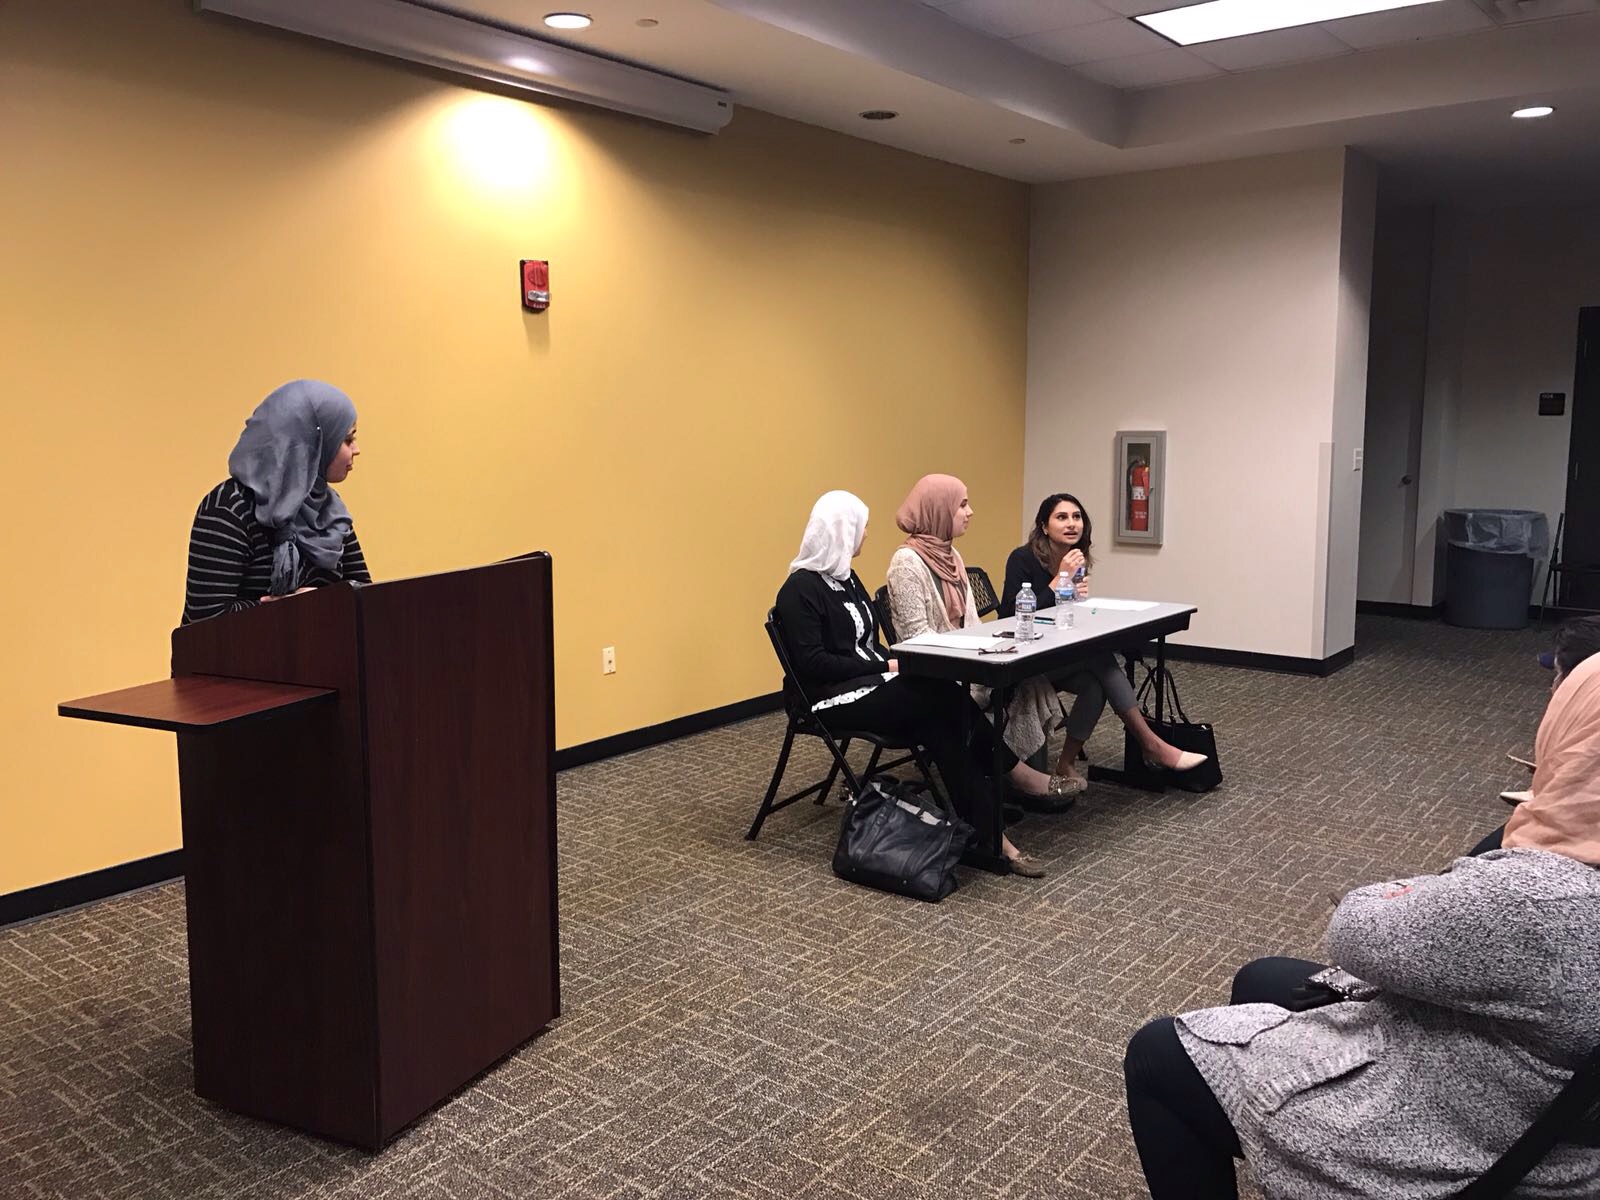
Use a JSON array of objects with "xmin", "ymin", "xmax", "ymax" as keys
[{"xmin": 0, "ymin": 616, "xmax": 1550, "ymax": 1200}]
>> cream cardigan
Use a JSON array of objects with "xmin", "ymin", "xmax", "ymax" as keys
[{"xmin": 884, "ymin": 546, "xmax": 1063, "ymax": 759}]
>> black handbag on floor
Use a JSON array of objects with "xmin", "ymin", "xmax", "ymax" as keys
[
  {"xmin": 1136, "ymin": 664, "xmax": 1223, "ymax": 793},
  {"xmin": 832, "ymin": 778, "xmax": 973, "ymax": 903}
]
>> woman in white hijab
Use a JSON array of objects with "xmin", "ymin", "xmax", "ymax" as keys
[{"xmin": 774, "ymin": 491, "xmax": 1050, "ymax": 877}]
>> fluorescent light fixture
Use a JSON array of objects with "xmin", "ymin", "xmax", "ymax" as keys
[
  {"xmin": 1511, "ymin": 105, "xmax": 1555, "ymax": 119},
  {"xmin": 542, "ymin": 12, "xmax": 591, "ymax": 30},
  {"xmin": 194, "ymin": 0, "xmax": 731, "ymax": 133},
  {"xmin": 1136, "ymin": 0, "xmax": 1447, "ymax": 46}
]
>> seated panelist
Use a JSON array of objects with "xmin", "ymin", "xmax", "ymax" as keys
[
  {"xmin": 885, "ymin": 473, "xmax": 1076, "ymax": 802},
  {"xmin": 999, "ymin": 492, "xmax": 1203, "ymax": 787},
  {"xmin": 773, "ymin": 490, "xmax": 1049, "ymax": 877},
  {"xmin": 183, "ymin": 379, "xmax": 369, "ymax": 625}
]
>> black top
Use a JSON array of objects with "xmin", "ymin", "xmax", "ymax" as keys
[
  {"xmin": 183, "ymin": 478, "xmax": 371, "ymax": 625},
  {"xmin": 773, "ymin": 569, "xmax": 891, "ymax": 703},
  {"xmin": 997, "ymin": 544, "xmax": 1066, "ymax": 618}
]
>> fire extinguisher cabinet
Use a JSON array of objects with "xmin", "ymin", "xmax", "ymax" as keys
[{"xmin": 1441, "ymin": 509, "xmax": 1549, "ymax": 630}]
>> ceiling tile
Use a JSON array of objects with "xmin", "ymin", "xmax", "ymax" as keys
[
  {"xmin": 1092, "ymin": 0, "xmax": 1208, "ymax": 15},
  {"xmin": 1013, "ymin": 15, "xmax": 1171, "ymax": 64},
  {"xmin": 937, "ymin": 0, "xmax": 1115, "ymax": 38},
  {"xmin": 1185, "ymin": 23, "xmax": 1353, "ymax": 69},
  {"xmin": 1323, "ymin": 0, "xmax": 1496, "ymax": 49},
  {"xmin": 1491, "ymin": 0, "xmax": 1600, "ymax": 23},
  {"xmin": 1073, "ymin": 47, "xmax": 1224, "ymax": 86}
]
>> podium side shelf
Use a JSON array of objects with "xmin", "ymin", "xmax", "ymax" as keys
[{"xmin": 59, "ymin": 674, "xmax": 337, "ymax": 732}]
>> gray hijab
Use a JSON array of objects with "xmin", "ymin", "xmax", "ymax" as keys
[{"xmin": 227, "ymin": 380, "xmax": 357, "ymax": 596}]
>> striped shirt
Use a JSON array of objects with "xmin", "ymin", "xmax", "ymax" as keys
[{"xmin": 182, "ymin": 478, "xmax": 371, "ymax": 625}]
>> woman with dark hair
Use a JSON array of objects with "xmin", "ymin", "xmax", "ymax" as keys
[
  {"xmin": 182, "ymin": 379, "xmax": 370, "ymax": 624},
  {"xmin": 1000, "ymin": 493, "xmax": 1201, "ymax": 788}
]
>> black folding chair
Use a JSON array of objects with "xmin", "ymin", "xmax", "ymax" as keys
[
  {"xmin": 967, "ymin": 566, "xmax": 999, "ymax": 618},
  {"xmin": 873, "ymin": 584, "xmax": 899, "ymax": 645},
  {"xmin": 1541, "ymin": 513, "xmax": 1600, "ymax": 622},
  {"xmin": 1454, "ymin": 1041, "xmax": 1600, "ymax": 1198},
  {"xmin": 746, "ymin": 608, "xmax": 944, "ymax": 840}
]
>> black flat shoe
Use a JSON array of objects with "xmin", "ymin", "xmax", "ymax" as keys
[{"xmin": 1018, "ymin": 792, "xmax": 1077, "ymax": 815}]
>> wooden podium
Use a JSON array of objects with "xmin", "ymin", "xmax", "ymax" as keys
[{"xmin": 59, "ymin": 554, "xmax": 560, "ymax": 1150}]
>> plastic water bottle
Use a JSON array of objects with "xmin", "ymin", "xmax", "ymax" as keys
[
  {"xmin": 1015, "ymin": 582, "xmax": 1037, "ymax": 640},
  {"xmin": 1055, "ymin": 571, "xmax": 1076, "ymax": 629}
]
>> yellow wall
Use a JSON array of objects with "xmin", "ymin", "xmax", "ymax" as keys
[{"xmin": 0, "ymin": 0, "xmax": 1029, "ymax": 894}]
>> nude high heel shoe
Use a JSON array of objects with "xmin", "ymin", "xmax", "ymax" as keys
[{"xmin": 1143, "ymin": 750, "xmax": 1209, "ymax": 773}]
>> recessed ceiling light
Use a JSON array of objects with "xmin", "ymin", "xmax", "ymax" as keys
[
  {"xmin": 859, "ymin": 110, "xmax": 898, "ymax": 121},
  {"xmin": 1136, "ymin": 0, "xmax": 1445, "ymax": 47},
  {"xmin": 543, "ymin": 12, "xmax": 592, "ymax": 30},
  {"xmin": 1511, "ymin": 105, "xmax": 1555, "ymax": 119}
]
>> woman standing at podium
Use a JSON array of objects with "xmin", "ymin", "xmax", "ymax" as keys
[{"xmin": 182, "ymin": 379, "xmax": 370, "ymax": 624}]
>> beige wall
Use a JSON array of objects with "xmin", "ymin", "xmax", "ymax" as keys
[
  {"xmin": 1437, "ymin": 204, "xmax": 1599, "ymax": 598},
  {"xmin": 1323, "ymin": 153, "xmax": 1377, "ymax": 656},
  {"xmin": 1024, "ymin": 149, "xmax": 1369, "ymax": 660},
  {"xmin": 0, "ymin": 0, "xmax": 1029, "ymax": 894},
  {"xmin": 1358, "ymin": 205, "xmax": 1433, "ymax": 606},
  {"xmin": 1366, "ymin": 203, "xmax": 1599, "ymax": 605}
]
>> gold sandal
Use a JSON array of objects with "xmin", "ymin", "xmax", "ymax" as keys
[
  {"xmin": 1048, "ymin": 772, "xmax": 1088, "ymax": 797},
  {"xmin": 1007, "ymin": 852, "xmax": 1046, "ymax": 878}
]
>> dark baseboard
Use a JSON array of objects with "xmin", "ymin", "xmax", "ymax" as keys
[
  {"xmin": 1357, "ymin": 600, "xmax": 1445, "ymax": 620},
  {"xmin": 0, "ymin": 850, "xmax": 185, "ymax": 929},
  {"xmin": 1532, "ymin": 603, "xmax": 1600, "ymax": 622},
  {"xmin": 1162, "ymin": 643, "xmax": 1356, "ymax": 677},
  {"xmin": 2, "ymin": 693, "xmax": 787, "ymax": 929},
  {"xmin": 552, "ymin": 691, "xmax": 783, "ymax": 771},
  {"xmin": 1358, "ymin": 599, "xmax": 1598, "ymax": 624}
]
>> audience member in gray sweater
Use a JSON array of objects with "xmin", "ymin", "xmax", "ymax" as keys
[{"xmin": 1123, "ymin": 650, "xmax": 1600, "ymax": 1199}]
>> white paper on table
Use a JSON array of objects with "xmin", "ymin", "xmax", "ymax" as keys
[
  {"xmin": 901, "ymin": 632, "xmax": 1008, "ymax": 651},
  {"xmin": 1080, "ymin": 597, "xmax": 1160, "ymax": 611}
]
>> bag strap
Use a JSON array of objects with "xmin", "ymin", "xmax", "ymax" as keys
[
  {"xmin": 869, "ymin": 776, "xmax": 951, "ymax": 822},
  {"xmin": 1454, "ymin": 1043, "xmax": 1600, "ymax": 1198},
  {"xmin": 1162, "ymin": 666, "xmax": 1190, "ymax": 724},
  {"xmin": 1136, "ymin": 662, "xmax": 1161, "ymax": 718},
  {"xmin": 1136, "ymin": 660, "xmax": 1191, "ymax": 724}
]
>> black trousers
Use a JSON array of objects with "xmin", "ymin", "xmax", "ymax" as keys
[
  {"xmin": 1469, "ymin": 823, "xmax": 1505, "ymax": 857},
  {"xmin": 818, "ymin": 675, "xmax": 1018, "ymax": 827},
  {"xmin": 1124, "ymin": 957, "xmax": 1325, "ymax": 1200}
]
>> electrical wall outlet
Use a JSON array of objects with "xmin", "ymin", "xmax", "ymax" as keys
[{"xmin": 602, "ymin": 646, "xmax": 616, "ymax": 675}]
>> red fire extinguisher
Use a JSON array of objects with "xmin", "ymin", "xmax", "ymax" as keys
[{"xmin": 1129, "ymin": 460, "xmax": 1150, "ymax": 532}]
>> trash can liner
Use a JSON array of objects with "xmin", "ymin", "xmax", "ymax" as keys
[{"xmin": 1442, "ymin": 509, "xmax": 1549, "ymax": 557}]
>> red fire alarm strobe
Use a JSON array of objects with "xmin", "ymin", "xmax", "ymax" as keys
[{"xmin": 520, "ymin": 259, "xmax": 550, "ymax": 312}]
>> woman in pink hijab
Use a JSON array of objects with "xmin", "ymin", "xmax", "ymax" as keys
[
  {"xmin": 885, "ymin": 475, "xmax": 1074, "ymax": 800},
  {"xmin": 1502, "ymin": 648, "xmax": 1600, "ymax": 861}
]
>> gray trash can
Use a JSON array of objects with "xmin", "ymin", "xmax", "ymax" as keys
[{"xmin": 1442, "ymin": 509, "xmax": 1549, "ymax": 630}]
